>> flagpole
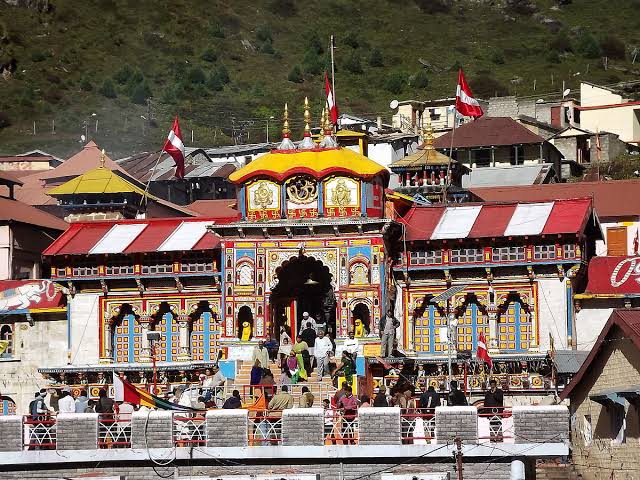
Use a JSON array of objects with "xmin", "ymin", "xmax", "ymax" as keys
[
  {"xmin": 443, "ymin": 111, "xmax": 457, "ymax": 203},
  {"xmin": 137, "ymin": 149, "xmax": 164, "ymax": 214},
  {"xmin": 330, "ymin": 35, "xmax": 337, "ymax": 132}
]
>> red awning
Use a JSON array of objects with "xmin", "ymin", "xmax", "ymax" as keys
[
  {"xmin": 542, "ymin": 199, "xmax": 591, "ymax": 235},
  {"xmin": 467, "ymin": 204, "xmax": 516, "ymax": 238},
  {"xmin": 0, "ymin": 280, "xmax": 66, "ymax": 314},
  {"xmin": 399, "ymin": 206, "xmax": 445, "ymax": 241},
  {"xmin": 583, "ymin": 256, "xmax": 640, "ymax": 296},
  {"xmin": 49, "ymin": 223, "xmax": 112, "ymax": 255}
]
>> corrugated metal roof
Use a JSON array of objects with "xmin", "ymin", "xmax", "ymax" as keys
[
  {"xmin": 554, "ymin": 350, "xmax": 589, "ymax": 374},
  {"xmin": 462, "ymin": 164, "xmax": 553, "ymax": 188},
  {"xmin": 434, "ymin": 117, "xmax": 546, "ymax": 149}
]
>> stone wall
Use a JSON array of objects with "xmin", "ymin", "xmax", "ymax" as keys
[
  {"xmin": 282, "ymin": 407, "xmax": 324, "ymax": 446},
  {"xmin": 206, "ymin": 409, "xmax": 247, "ymax": 447},
  {"xmin": 359, "ymin": 406, "xmax": 401, "ymax": 445},
  {"xmin": 512, "ymin": 406, "xmax": 570, "ymax": 443},
  {"xmin": 56, "ymin": 413, "xmax": 98, "ymax": 450},
  {"xmin": 131, "ymin": 410, "xmax": 173, "ymax": 449},
  {"xmin": 435, "ymin": 406, "xmax": 477, "ymax": 444}
]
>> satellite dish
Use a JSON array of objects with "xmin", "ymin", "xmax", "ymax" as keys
[
  {"xmin": 80, "ymin": 134, "xmax": 86, "ymax": 142},
  {"xmin": 389, "ymin": 99, "xmax": 399, "ymax": 109},
  {"xmin": 562, "ymin": 88, "xmax": 571, "ymax": 98}
]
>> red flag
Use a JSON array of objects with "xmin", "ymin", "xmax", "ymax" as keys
[
  {"xmin": 163, "ymin": 117, "xmax": 186, "ymax": 179},
  {"xmin": 324, "ymin": 71, "xmax": 338, "ymax": 124},
  {"xmin": 476, "ymin": 331, "xmax": 493, "ymax": 368},
  {"xmin": 455, "ymin": 69, "xmax": 483, "ymax": 118}
]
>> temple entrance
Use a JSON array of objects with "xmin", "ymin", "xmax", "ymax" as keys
[{"xmin": 269, "ymin": 255, "xmax": 335, "ymax": 341}]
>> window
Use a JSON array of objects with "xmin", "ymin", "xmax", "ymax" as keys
[
  {"xmin": 611, "ymin": 405, "xmax": 626, "ymax": 445},
  {"xmin": 563, "ymin": 243, "xmax": 577, "ymax": 259},
  {"xmin": 606, "ymin": 227, "xmax": 627, "ymax": 256},
  {"xmin": 474, "ymin": 149, "xmax": 491, "ymax": 167},
  {"xmin": 141, "ymin": 254, "xmax": 173, "ymax": 275},
  {"xmin": 534, "ymin": 245, "xmax": 556, "ymax": 260},
  {"xmin": 236, "ymin": 262, "xmax": 254, "ymax": 286},
  {"xmin": 180, "ymin": 254, "xmax": 213, "ymax": 273},
  {"xmin": 0, "ymin": 325, "xmax": 13, "ymax": 358},
  {"xmin": 56, "ymin": 268, "xmax": 66, "ymax": 277},
  {"xmin": 492, "ymin": 246, "xmax": 525, "ymax": 262},
  {"xmin": 105, "ymin": 258, "xmax": 135, "ymax": 276},
  {"xmin": 72, "ymin": 260, "xmax": 99, "ymax": 277},
  {"xmin": 451, "ymin": 248, "xmax": 484, "ymax": 264},
  {"xmin": 510, "ymin": 145, "xmax": 525, "ymax": 165},
  {"xmin": 581, "ymin": 415, "xmax": 592, "ymax": 447},
  {"xmin": 409, "ymin": 250, "xmax": 443, "ymax": 265}
]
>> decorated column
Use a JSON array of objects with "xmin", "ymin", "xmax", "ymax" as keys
[
  {"xmin": 100, "ymin": 318, "xmax": 114, "ymax": 364},
  {"xmin": 138, "ymin": 315, "xmax": 152, "ymax": 363},
  {"xmin": 177, "ymin": 314, "xmax": 192, "ymax": 361}
]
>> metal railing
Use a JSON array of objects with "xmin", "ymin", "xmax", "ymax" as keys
[
  {"xmin": 228, "ymin": 382, "xmax": 335, "ymax": 404},
  {"xmin": 98, "ymin": 413, "xmax": 131, "ymax": 448},
  {"xmin": 23, "ymin": 415, "xmax": 56, "ymax": 450},
  {"xmin": 248, "ymin": 410, "xmax": 283, "ymax": 445},
  {"xmin": 478, "ymin": 407, "xmax": 514, "ymax": 443},
  {"xmin": 174, "ymin": 413, "xmax": 207, "ymax": 446},
  {"xmin": 401, "ymin": 408, "xmax": 436, "ymax": 444},
  {"xmin": 324, "ymin": 408, "xmax": 358, "ymax": 445}
]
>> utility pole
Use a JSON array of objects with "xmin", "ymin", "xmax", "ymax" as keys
[{"xmin": 455, "ymin": 436, "xmax": 464, "ymax": 480}]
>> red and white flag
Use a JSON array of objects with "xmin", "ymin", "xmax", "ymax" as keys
[
  {"xmin": 476, "ymin": 331, "xmax": 493, "ymax": 368},
  {"xmin": 163, "ymin": 117, "xmax": 186, "ymax": 179},
  {"xmin": 325, "ymin": 71, "xmax": 338, "ymax": 125},
  {"xmin": 455, "ymin": 69, "xmax": 483, "ymax": 118}
]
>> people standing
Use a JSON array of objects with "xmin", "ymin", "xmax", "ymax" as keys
[
  {"xmin": 95, "ymin": 389, "xmax": 115, "ymax": 414},
  {"xmin": 292, "ymin": 335, "xmax": 310, "ymax": 378},
  {"xmin": 299, "ymin": 386, "xmax": 315, "ymax": 408},
  {"xmin": 342, "ymin": 330, "xmax": 359, "ymax": 360},
  {"xmin": 268, "ymin": 384, "xmax": 294, "ymax": 410},
  {"xmin": 57, "ymin": 388, "xmax": 76, "ymax": 414},
  {"xmin": 251, "ymin": 359, "xmax": 264, "ymax": 386},
  {"xmin": 264, "ymin": 335, "xmax": 279, "ymax": 362},
  {"xmin": 447, "ymin": 380, "xmax": 468, "ymax": 406},
  {"xmin": 252, "ymin": 341, "xmax": 270, "ymax": 370},
  {"xmin": 301, "ymin": 311, "xmax": 317, "ymax": 331},
  {"xmin": 380, "ymin": 311, "xmax": 399, "ymax": 357},
  {"xmin": 75, "ymin": 389, "xmax": 89, "ymax": 413},
  {"xmin": 419, "ymin": 385, "xmax": 441, "ymax": 411},
  {"xmin": 322, "ymin": 398, "xmax": 335, "ymax": 444},
  {"xmin": 336, "ymin": 386, "xmax": 358, "ymax": 445},
  {"xmin": 373, "ymin": 388, "xmax": 388, "ymax": 407},
  {"xmin": 314, "ymin": 329, "xmax": 333, "ymax": 379},
  {"xmin": 483, "ymin": 378, "xmax": 504, "ymax": 442}
]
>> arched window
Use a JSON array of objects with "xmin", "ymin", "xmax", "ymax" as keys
[
  {"xmin": 236, "ymin": 261, "xmax": 255, "ymax": 286},
  {"xmin": 0, "ymin": 325, "xmax": 13, "ymax": 357},
  {"xmin": 349, "ymin": 262, "xmax": 370, "ymax": 285}
]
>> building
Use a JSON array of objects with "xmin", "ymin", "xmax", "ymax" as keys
[
  {"xmin": 560, "ymin": 309, "xmax": 640, "ymax": 479},
  {"xmin": 392, "ymin": 98, "xmax": 486, "ymax": 134},
  {"xmin": 578, "ymin": 81, "xmax": 640, "ymax": 145},
  {"xmin": 0, "ymin": 149, "xmax": 63, "ymax": 178},
  {"xmin": 433, "ymin": 116, "xmax": 565, "ymax": 182}
]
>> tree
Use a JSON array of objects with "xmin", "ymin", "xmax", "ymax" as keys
[
  {"xmin": 550, "ymin": 31, "xmax": 573, "ymax": 53},
  {"xmin": 130, "ymin": 80, "xmax": 152, "ymax": 104},
  {"xmin": 385, "ymin": 72, "xmax": 405, "ymax": 94},
  {"xmin": 343, "ymin": 31, "xmax": 359, "ymax": 49},
  {"xmin": 304, "ymin": 31, "xmax": 323, "ymax": 55},
  {"xmin": 411, "ymin": 69, "xmax": 429, "ymax": 88},
  {"xmin": 187, "ymin": 66, "xmax": 207, "ymax": 85},
  {"xmin": 577, "ymin": 31, "xmax": 601, "ymax": 58},
  {"xmin": 80, "ymin": 76, "xmax": 92, "ymax": 92},
  {"xmin": 600, "ymin": 34, "xmax": 626, "ymax": 59},
  {"xmin": 414, "ymin": 0, "xmax": 452, "ymax": 13},
  {"xmin": 471, "ymin": 72, "xmax": 508, "ymax": 97},
  {"xmin": 260, "ymin": 40, "xmax": 275, "ymax": 54},
  {"xmin": 288, "ymin": 65, "xmax": 303, "ymax": 83},
  {"xmin": 302, "ymin": 49, "xmax": 323, "ymax": 75},
  {"xmin": 491, "ymin": 50, "xmax": 505, "ymax": 65},
  {"xmin": 256, "ymin": 24, "xmax": 273, "ymax": 43},
  {"xmin": 216, "ymin": 65, "xmax": 230, "ymax": 84},
  {"xmin": 369, "ymin": 48, "xmax": 383, "ymax": 67},
  {"xmin": 343, "ymin": 52, "xmax": 363, "ymax": 74},
  {"xmin": 98, "ymin": 78, "xmax": 117, "ymax": 98},
  {"xmin": 268, "ymin": 0, "xmax": 296, "ymax": 16},
  {"xmin": 201, "ymin": 48, "xmax": 218, "ymax": 62}
]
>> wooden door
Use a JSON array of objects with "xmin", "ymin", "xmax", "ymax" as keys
[{"xmin": 607, "ymin": 227, "xmax": 627, "ymax": 256}]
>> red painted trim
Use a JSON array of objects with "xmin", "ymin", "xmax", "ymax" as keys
[
  {"xmin": 232, "ymin": 166, "xmax": 385, "ymax": 184},
  {"xmin": 576, "ymin": 101, "xmax": 640, "ymax": 111}
]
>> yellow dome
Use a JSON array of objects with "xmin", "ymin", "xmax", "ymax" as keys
[{"xmin": 228, "ymin": 147, "xmax": 388, "ymax": 184}]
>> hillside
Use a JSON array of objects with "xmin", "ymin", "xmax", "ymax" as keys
[{"xmin": 1, "ymin": 0, "xmax": 639, "ymax": 158}]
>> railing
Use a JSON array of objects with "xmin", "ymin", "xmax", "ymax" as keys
[
  {"xmin": 478, "ymin": 407, "xmax": 514, "ymax": 443},
  {"xmin": 98, "ymin": 413, "xmax": 132, "ymax": 448},
  {"xmin": 324, "ymin": 408, "xmax": 358, "ymax": 445},
  {"xmin": 174, "ymin": 413, "xmax": 207, "ymax": 446},
  {"xmin": 227, "ymin": 382, "xmax": 336, "ymax": 405},
  {"xmin": 23, "ymin": 415, "xmax": 56, "ymax": 449},
  {"xmin": 248, "ymin": 410, "xmax": 283, "ymax": 445},
  {"xmin": 401, "ymin": 408, "xmax": 436, "ymax": 444}
]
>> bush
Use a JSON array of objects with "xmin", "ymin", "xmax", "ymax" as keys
[
  {"xmin": 287, "ymin": 65, "xmax": 303, "ymax": 83},
  {"xmin": 491, "ymin": 50, "xmax": 505, "ymax": 64},
  {"xmin": 600, "ymin": 34, "xmax": 626, "ymax": 59},
  {"xmin": 385, "ymin": 72, "xmax": 405, "ymax": 94},
  {"xmin": 98, "ymin": 78, "xmax": 117, "ymax": 98},
  {"xmin": 550, "ymin": 31, "xmax": 573, "ymax": 53},
  {"xmin": 268, "ymin": 0, "xmax": 296, "ymax": 16},
  {"xmin": 187, "ymin": 66, "xmax": 207, "ymax": 85},
  {"xmin": 216, "ymin": 65, "xmax": 230, "ymax": 84},
  {"xmin": 343, "ymin": 52, "xmax": 363, "ymax": 74},
  {"xmin": 0, "ymin": 112, "xmax": 10, "ymax": 129},
  {"xmin": 471, "ymin": 72, "xmax": 508, "ymax": 97},
  {"xmin": 411, "ymin": 69, "xmax": 429, "ymax": 88},
  {"xmin": 80, "ymin": 77, "xmax": 92, "ymax": 92},
  {"xmin": 546, "ymin": 51, "xmax": 561, "ymax": 64},
  {"xmin": 369, "ymin": 48, "xmax": 383, "ymax": 67},
  {"xmin": 200, "ymin": 47, "xmax": 218, "ymax": 62},
  {"xmin": 260, "ymin": 40, "xmax": 275, "ymax": 54},
  {"xmin": 304, "ymin": 31, "xmax": 323, "ymax": 55},
  {"xmin": 31, "ymin": 50, "xmax": 46, "ymax": 62},
  {"xmin": 343, "ymin": 31, "xmax": 359, "ymax": 49},
  {"xmin": 414, "ymin": 0, "xmax": 452, "ymax": 13},
  {"xmin": 207, "ymin": 65, "xmax": 230, "ymax": 91},
  {"xmin": 577, "ymin": 31, "xmax": 601, "ymax": 58},
  {"xmin": 160, "ymin": 87, "xmax": 177, "ymax": 104},
  {"xmin": 113, "ymin": 65, "xmax": 133, "ymax": 85},
  {"xmin": 256, "ymin": 24, "xmax": 273, "ymax": 43},
  {"xmin": 130, "ymin": 80, "xmax": 152, "ymax": 104},
  {"xmin": 302, "ymin": 49, "xmax": 323, "ymax": 74},
  {"xmin": 209, "ymin": 21, "xmax": 225, "ymax": 38}
]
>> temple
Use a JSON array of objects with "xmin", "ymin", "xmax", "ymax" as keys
[{"xmin": 33, "ymin": 99, "xmax": 600, "ymax": 408}]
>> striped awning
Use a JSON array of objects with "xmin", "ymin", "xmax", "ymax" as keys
[
  {"xmin": 44, "ymin": 218, "xmax": 221, "ymax": 256},
  {"xmin": 400, "ymin": 198, "xmax": 594, "ymax": 241}
]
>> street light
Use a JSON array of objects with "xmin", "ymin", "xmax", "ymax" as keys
[
  {"xmin": 140, "ymin": 115, "xmax": 147, "ymax": 137},
  {"xmin": 91, "ymin": 113, "xmax": 98, "ymax": 134},
  {"xmin": 266, "ymin": 115, "xmax": 275, "ymax": 143}
]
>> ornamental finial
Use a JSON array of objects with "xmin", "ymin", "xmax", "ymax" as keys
[
  {"xmin": 303, "ymin": 97, "xmax": 311, "ymax": 136},
  {"xmin": 423, "ymin": 117, "xmax": 434, "ymax": 150},
  {"xmin": 282, "ymin": 103, "xmax": 291, "ymax": 138},
  {"xmin": 100, "ymin": 148, "xmax": 106, "ymax": 167}
]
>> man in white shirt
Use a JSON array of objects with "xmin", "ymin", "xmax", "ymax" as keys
[
  {"xmin": 302, "ymin": 312, "xmax": 318, "ymax": 331},
  {"xmin": 314, "ymin": 329, "xmax": 334, "ymax": 379},
  {"xmin": 251, "ymin": 341, "xmax": 270, "ymax": 368},
  {"xmin": 57, "ymin": 388, "xmax": 76, "ymax": 414},
  {"xmin": 342, "ymin": 330, "xmax": 360, "ymax": 360}
]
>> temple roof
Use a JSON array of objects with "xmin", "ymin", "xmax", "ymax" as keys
[
  {"xmin": 228, "ymin": 147, "xmax": 389, "ymax": 184},
  {"xmin": 390, "ymin": 145, "xmax": 454, "ymax": 169},
  {"xmin": 47, "ymin": 166, "xmax": 152, "ymax": 197}
]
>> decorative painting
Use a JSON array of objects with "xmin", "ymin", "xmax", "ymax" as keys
[
  {"xmin": 246, "ymin": 180, "xmax": 280, "ymax": 220},
  {"xmin": 324, "ymin": 177, "xmax": 360, "ymax": 217},
  {"xmin": 286, "ymin": 175, "xmax": 319, "ymax": 219}
]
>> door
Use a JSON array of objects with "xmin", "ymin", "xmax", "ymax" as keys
[{"xmin": 607, "ymin": 226, "xmax": 627, "ymax": 256}]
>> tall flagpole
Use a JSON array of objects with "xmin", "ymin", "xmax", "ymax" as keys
[
  {"xmin": 443, "ymin": 108, "xmax": 457, "ymax": 203},
  {"xmin": 330, "ymin": 35, "xmax": 337, "ymax": 132},
  {"xmin": 137, "ymin": 149, "xmax": 164, "ymax": 214}
]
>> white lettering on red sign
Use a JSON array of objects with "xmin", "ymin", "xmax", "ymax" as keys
[{"xmin": 610, "ymin": 257, "xmax": 640, "ymax": 287}]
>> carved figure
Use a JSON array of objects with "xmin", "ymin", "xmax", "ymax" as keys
[
  {"xmin": 331, "ymin": 179, "xmax": 351, "ymax": 206},
  {"xmin": 240, "ymin": 320, "xmax": 252, "ymax": 341},
  {"xmin": 253, "ymin": 182, "xmax": 274, "ymax": 209}
]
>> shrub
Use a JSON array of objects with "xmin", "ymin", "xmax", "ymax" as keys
[
  {"xmin": 260, "ymin": 40, "xmax": 275, "ymax": 54},
  {"xmin": 130, "ymin": 80, "xmax": 152, "ymax": 104},
  {"xmin": 0, "ymin": 112, "xmax": 10, "ymax": 129},
  {"xmin": 268, "ymin": 0, "xmax": 296, "ymax": 16},
  {"xmin": 577, "ymin": 31, "xmax": 601, "ymax": 58},
  {"xmin": 414, "ymin": 0, "xmax": 452, "ymax": 13},
  {"xmin": 411, "ymin": 69, "xmax": 429, "ymax": 88},
  {"xmin": 209, "ymin": 22, "xmax": 225, "ymax": 38},
  {"xmin": 369, "ymin": 48, "xmax": 383, "ymax": 67},
  {"xmin": 304, "ymin": 31, "xmax": 323, "ymax": 55},
  {"xmin": 385, "ymin": 72, "xmax": 405, "ymax": 94},
  {"xmin": 113, "ymin": 65, "xmax": 133, "ymax": 85},
  {"xmin": 491, "ymin": 50, "xmax": 505, "ymax": 64},
  {"xmin": 550, "ymin": 31, "xmax": 573, "ymax": 53},
  {"xmin": 343, "ymin": 31, "xmax": 359, "ymax": 49},
  {"xmin": 546, "ymin": 51, "xmax": 561, "ymax": 64},
  {"xmin": 600, "ymin": 34, "xmax": 626, "ymax": 59},
  {"xmin": 200, "ymin": 48, "xmax": 218, "ymax": 62},
  {"xmin": 207, "ymin": 73, "xmax": 224, "ymax": 91},
  {"xmin": 80, "ymin": 77, "xmax": 92, "ymax": 91},
  {"xmin": 31, "ymin": 50, "xmax": 46, "ymax": 62},
  {"xmin": 160, "ymin": 87, "xmax": 177, "ymax": 104},
  {"xmin": 343, "ymin": 52, "xmax": 363, "ymax": 74},
  {"xmin": 216, "ymin": 65, "xmax": 230, "ymax": 84},
  {"xmin": 98, "ymin": 78, "xmax": 117, "ymax": 98},
  {"xmin": 471, "ymin": 72, "xmax": 508, "ymax": 97},
  {"xmin": 256, "ymin": 24, "xmax": 273, "ymax": 43},
  {"xmin": 302, "ymin": 49, "xmax": 323, "ymax": 75},
  {"xmin": 287, "ymin": 65, "xmax": 303, "ymax": 83},
  {"xmin": 187, "ymin": 66, "xmax": 207, "ymax": 85}
]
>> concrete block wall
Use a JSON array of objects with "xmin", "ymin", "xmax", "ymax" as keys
[
  {"xmin": 206, "ymin": 409, "xmax": 248, "ymax": 447},
  {"xmin": 435, "ymin": 406, "xmax": 478, "ymax": 444},
  {"xmin": 56, "ymin": 413, "xmax": 98, "ymax": 450},
  {"xmin": 512, "ymin": 405, "xmax": 569, "ymax": 444},
  {"xmin": 358, "ymin": 407, "xmax": 401, "ymax": 445},
  {"xmin": 282, "ymin": 408, "xmax": 324, "ymax": 446},
  {"xmin": 0, "ymin": 415, "xmax": 22, "ymax": 452},
  {"xmin": 131, "ymin": 410, "xmax": 173, "ymax": 449}
]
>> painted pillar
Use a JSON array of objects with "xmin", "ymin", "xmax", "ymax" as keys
[
  {"xmin": 565, "ymin": 279, "xmax": 573, "ymax": 348},
  {"xmin": 176, "ymin": 314, "xmax": 192, "ymax": 361},
  {"xmin": 101, "ymin": 320, "xmax": 114, "ymax": 364},
  {"xmin": 138, "ymin": 315, "xmax": 152, "ymax": 363}
]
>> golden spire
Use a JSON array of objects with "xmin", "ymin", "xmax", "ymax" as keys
[
  {"xmin": 303, "ymin": 96, "xmax": 311, "ymax": 136},
  {"xmin": 282, "ymin": 103, "xmax": 291, "ymax": 138},
  {"xmin": 422, "ymin": 118, "xmax": 435, "ymax": 150},
  {"xmin": 100, "ymin": 148, "xmax": 106, "ymax": 167},
  {"xmin": 319, "ymin": 107, "xmax": 326, "ymax": 142},
  {"xmin": 324, "ymin": 104, "xmax": 333, "ymax": 136}
]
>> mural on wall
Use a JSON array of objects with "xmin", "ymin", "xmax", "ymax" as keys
[
  {"xmin": 0, "ymin": 280, "xmax": 65, "ymax": 314},
  {"xmin": 286, "ymin": 175, "xmax": 319, "ymax": 219},
  {"xmin": 324, "ymin": 177, "xmax": 360, "ymax": 217},
  {"xmin": 247, "ymin": 180, "xmax": 280, "ymax": 220}
]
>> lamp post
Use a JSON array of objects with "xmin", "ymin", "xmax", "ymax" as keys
[
  {"xmin": 266, "ymin": 115, "xmax": 274, "ymax": 143},
  {"xmin": 146, "ymin": 331, "xmax": 162, "ymax": 394},
  {"xmin": 140, "ymin": 115, "xmax": 147, "ymax": 137}
]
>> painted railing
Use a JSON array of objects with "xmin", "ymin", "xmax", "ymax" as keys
[
  {"xmin": 174, "ymin": 414, "xmax": 207, "ymax": 446},
  {"xmin": 400, "ymin": 408, "xmax": 436, "ymax": 444},
  {"xmin": 23, "ymin": 415, "xmax": 56, "ymax": 449},
  {"xmin": 248, "ymin": 410, "xmax": 283, "ymax": 445},
  {"xmin": 98, "ymin": 413, "xmax": 132, "ymax": 448},
  {"xmin": 324, "ymin": 408, "xmax": 359, "ymax": 445},
  {"xmin": 478, "ymin": 407, "xmax": 514, "ymax": 443}
]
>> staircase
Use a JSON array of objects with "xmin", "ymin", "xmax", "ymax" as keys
[{"xmin": 536, "ymin": 462, "xmax": 581, "ymax": 480}]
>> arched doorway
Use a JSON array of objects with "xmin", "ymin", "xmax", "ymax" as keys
[
  {"xmin": 269, "ymin": 255, "xmax": 335, "ymax": 340},
  {"xmin": 352, "ymin": 302, "xmax": 371, "ymax": 337},
  {"xmin": 237, "ymin": 305, "xmax": 254, "ymax": 340}
]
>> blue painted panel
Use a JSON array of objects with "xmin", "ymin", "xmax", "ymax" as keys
[
  {"xmin": 356, "ymin": 356, "xmax": 365, "ymax": 376},
  {"xmin": 219, "ymin": 360, "xmax": 236, "ymax": 379},
  {"xmin": 348, "ymin": 245, "xmax": 371, "ymax": 259},
  {"xmin": 235, "ymin": 249, "xmax": 256, "ymax": 260}
]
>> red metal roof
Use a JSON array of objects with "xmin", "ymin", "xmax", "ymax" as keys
[
  {"xmin": 0, "ymin": 196, "xmax": 67, "ymax": 231},
  {"xmin": 400, "ymin": 198, "xmax": 594, "ymax": 242},
  {"xmin": 433, "ymin": 117, "xmax": 545, "ymax": 149},
  {"xmin": 44, "ymin": 217, "xmax": 223, "ymax": 256}
]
